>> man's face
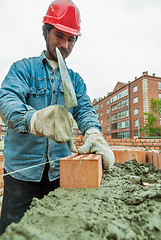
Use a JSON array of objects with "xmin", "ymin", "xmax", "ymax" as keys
[{"xmin": 45, "ymin": 28, "xmax": 76, "ymax": 61}]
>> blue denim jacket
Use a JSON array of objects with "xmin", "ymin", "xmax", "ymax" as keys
[{"xmin": 0, "ymin": 51, "xmax": 101, "ymax": 182}]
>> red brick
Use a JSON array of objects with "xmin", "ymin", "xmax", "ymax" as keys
[
  {"xmin": 152, "ymin": 142, "xmax": 161, "ymax": 147},
  {"xmin": 60, "ymin": 154, "xmax": 102, "ymax": 189},
  {"xmin": 154, "ymin": 139, "xmax": 160, "ymax": 143},
  {"xmin": 146, "ymin": 150, "xmax": 153, "ymax": 164},
  {"xmin": 145, "ymin": 139, "xmax": 154, "ymax": 143},
  {"xmin": 144, "ymin": 143, "xmax": 153, "ymax": 146},
  {"xmin": 152, "ymin": 151, "xmax": 159, "ymax": 168},
  {"xmin": 111, "ymin": 146, "xmax": 146, "ymax": 164}
]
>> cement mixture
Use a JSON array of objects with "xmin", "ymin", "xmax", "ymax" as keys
[{"xmin": 0, "ymin": 160, "xmax": 161, "ymax": 240}]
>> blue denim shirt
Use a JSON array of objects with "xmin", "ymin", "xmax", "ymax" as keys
[{"xmin": 0, "ymin": 51, "xmax": 102, "ymax": 182}]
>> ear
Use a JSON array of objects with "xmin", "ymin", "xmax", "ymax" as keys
[{"xmin": 42, "ymin": 25, "xmax": 47, "ymax": 41}]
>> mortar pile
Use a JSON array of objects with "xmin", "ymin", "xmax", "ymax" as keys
[{"xmin": 1, "ymin": 160, "xmax": 161, "ymax": 240}]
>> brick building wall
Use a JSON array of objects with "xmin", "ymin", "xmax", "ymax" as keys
[
  {"xmin": 0, "ymin": 118, "xmax": 7, "ymax": 151},
  {"xmin": 0, "ymin": 153, "xmax": 4, "ymax": 206},
  {"xmin": 93, "ymin": 71, "xmax": 161, "ymax": 139},
  {"xmin": 75, "ymin": 136, "xmax": 161, "ymax": 151}
]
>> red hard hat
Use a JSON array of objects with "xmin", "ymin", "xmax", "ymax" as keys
[{"xmin": 43, "ymin": 0, "xmax": 81, "ymax": 36}]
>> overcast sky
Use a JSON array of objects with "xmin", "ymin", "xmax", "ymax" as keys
[{"xmin": 0, "ymin": 0, "xmax": 161, "ymax": 101}]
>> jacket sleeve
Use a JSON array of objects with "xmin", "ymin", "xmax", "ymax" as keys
[
  {"xmin": 0, "ymin": 60, "xmax": 36, "ymax": 133},
  {"xmin": 73, "ymin": 74, "xmax": 102, "ymax": 135}
]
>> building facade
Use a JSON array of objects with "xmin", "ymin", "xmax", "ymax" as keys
[
  {"xmin": 72, "ymin": 120, "xmax": 83, "ymax": 144},
  {"xmin": 93, "ymin": 71, "xmax": 161, "ymax": 139},
  {"xmin": 0, "ymin": 118, "xmax": 7, "ymax": 150}
]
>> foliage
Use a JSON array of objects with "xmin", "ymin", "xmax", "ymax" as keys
[
  {"xmin": 150, "ymin": 98, "xmax": 161, "ymax": 116},
  {"xmin": 139, "ymin": 98, "xmax": 161, "ymax": 137}
]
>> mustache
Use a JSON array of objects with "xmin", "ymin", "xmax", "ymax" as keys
[{"xmin": 58, "ymin": 47, "xmax": 69, "ymax": 56}]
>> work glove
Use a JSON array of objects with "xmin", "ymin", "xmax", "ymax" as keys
[
  {"xmin": 78, "ymin": 128, "xmax": 115, "ymax": 169},
  {"xmin": 30, "ymin": 105, "xmax": 77, "ymax": 152}
]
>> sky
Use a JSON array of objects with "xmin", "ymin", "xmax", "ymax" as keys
[{"xmin": 0, "ymin": 0, "xmax": 161, "ymax": 101}]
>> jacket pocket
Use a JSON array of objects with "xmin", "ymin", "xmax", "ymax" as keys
[{"xmin": 27, "ymin": 79, "xmax": 47, "ymax": 110}]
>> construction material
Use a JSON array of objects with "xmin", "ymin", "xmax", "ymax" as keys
[
  {"xmin": 60, "ymin": 153, "xmax": 102, "ymax": 188},
  {"xmin": 111, "ymin": 146, "xmax": 146, "ymax": 164},
  {"xmin": 1, "ymin": 160, "xmax": 160, "ymax": 240}
]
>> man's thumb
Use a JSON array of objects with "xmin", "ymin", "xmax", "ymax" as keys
[{"xmin": 78, "ymin": 142, "xmax": 91, "ymax": 154}]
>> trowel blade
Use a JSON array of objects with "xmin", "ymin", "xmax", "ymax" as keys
[{"xmin": 56, "ymin": 47, "xmax": 78, "ymax": 108}]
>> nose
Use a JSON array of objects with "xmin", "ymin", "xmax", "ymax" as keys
[{"xmin": 62, "ymin": 37, "xmax": 69, "ymax": 49}]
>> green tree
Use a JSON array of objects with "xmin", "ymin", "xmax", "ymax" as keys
[
  {"xmin": 150, "ymin": 98, "xmax": 161, "ymax": 117},
  {"xmin": 139, "ymin": 98, "xmax": 161, "ymax": 137}
]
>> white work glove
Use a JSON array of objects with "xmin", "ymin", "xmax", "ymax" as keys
[
  {"xmin": 78, "ymin": 128, "xmax": 115, "ymax": 169},
  {"xmin": 30, "ymin": 105, "xmax": 77, "ymax": 152}
]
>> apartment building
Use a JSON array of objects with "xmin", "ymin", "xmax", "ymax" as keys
[
  {"xmin": 93, "ymin": 71, "xmax": 161, "ymax": 139},
  {"xmin": 0, "ymin": 118, "xmax": 7, "ymax": 150},
  {"xmin": 72, "ymin": 120, "xmax": 83, "ymax": 144}
]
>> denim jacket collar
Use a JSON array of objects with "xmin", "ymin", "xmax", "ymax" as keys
[{"xmin": 40, "ymin": 50, "xmax": 68, "ymax": 69}]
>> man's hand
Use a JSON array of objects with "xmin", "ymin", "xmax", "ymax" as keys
[
  {"xmin": 30, "ymin": 105, "xmax": 74, "ymax": 143},
  {"xmin": 78, "ymin": 128, "xmax": 115, "ymax": 169}
]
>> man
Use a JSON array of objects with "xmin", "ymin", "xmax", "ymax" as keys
[{"xmin": 0, "ymin": 0, "xmax": 115, "ymax": 235}]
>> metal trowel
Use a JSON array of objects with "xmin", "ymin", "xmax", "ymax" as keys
[
  {"xmin": 56, "ymin": 47, "xmax": 78, "ymax": 153},
  {"xmin": 56, "ymin": 47, "xmax": 78, "ymax": 108}
]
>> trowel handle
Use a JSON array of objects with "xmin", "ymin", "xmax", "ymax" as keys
[{"xmin": 67, "ymin": 137, "xmax": 78, "ymax": 153}]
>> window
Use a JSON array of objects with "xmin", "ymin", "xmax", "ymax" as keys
[
  {"xmin": 135, "ymin": 131, "xmax": 139, "ymax": 137},
  {"xmin": 100, "ymin": 119, "xmax": 103, "ymax": 124},
  {"xmin": 118, "ymin": 120, "xmax": 129, "ymax": 129},
  {"xmin": 118, "ymin": 99, "xmax": 128, "ymax": 109},
  {"xmin": 134, "ymin": 108, "xmax": 138, "ymax": 115},
  {"xmin": 107, "ymin": 108, "xmax": 110, "ymax": 114},
  {"xmin": 134, "ymin": 119, "xmax": 139, "ymax": 127},
  {"xmin": 158, "ymin": 82, "xmax": 161, "ymax": 90},
  {"xmin": 159, "ymin": 93, "xmax": 161, "ymax": 99},
  {"xmin": 96, "ymin": 112, "xmax": 99, "ymax": 119},
  {"xmin": 118, "ymin": 131, "xmax": 130, "ymax": 139},
  {"xmin": 111, "ymin": 114, "xmax": 117, "ymax": 121},
  {"xmin": 111, "ymin": 133, "xmax": 118, "ymax": 139},
  {"xmin": 107, "ymin": 117, "xmax": 110, "ymax": 123},
  {"xmin": 95, "ymin": 105, "xmax": 99, "ymax": 111},
  {"xmin": 117, "ymin": 110, "xmax": 129, "ymax": 119},
  {"xmin": 118, "ymin": 89, "xmax": 128, "ymax": 100},
  {"xmin": 111, "ymin": 104, "xmax": 117, "ymax": 111},
  {"xmin": 100, "ymin": 112, "xmax": 102, "ymax": 116},
  {"xmin": 111, "ymin": 123, "xmax": 117, "ymax": 130},
  {"xmin": 133, "ymin": 86, "xmax": 138, "ymax": 93},
  {"xmin": 133, "ymin": 97, "xmax": 138, "ymax": 104},
  {"xmin": 107, "ymin": 126, "xmax": 110, "ymax": 131},
  {"xmin": 100, "ymin": 104, "xmax": 102, "ymax": 108},
  {"xmin": 107, "ymin": 100, "xmax": 109, "ymax": 105},
  {"xmin": 111, "ymin": 95, "xmax": 117, "ymax": 103}
]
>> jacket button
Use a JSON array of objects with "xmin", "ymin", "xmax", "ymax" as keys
[{"xmin": 49, "ymin": 166, "xmax": 55, "ymax": 171}]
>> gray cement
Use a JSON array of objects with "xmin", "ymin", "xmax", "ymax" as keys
[{"xmin": 1, "ymin": 160, "xmax": 161, "ymax": 240}]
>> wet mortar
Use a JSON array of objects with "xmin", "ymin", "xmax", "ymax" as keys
[{"xmin": 0, "ymin": 159, "xmax": 161, "ymax": 240}]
